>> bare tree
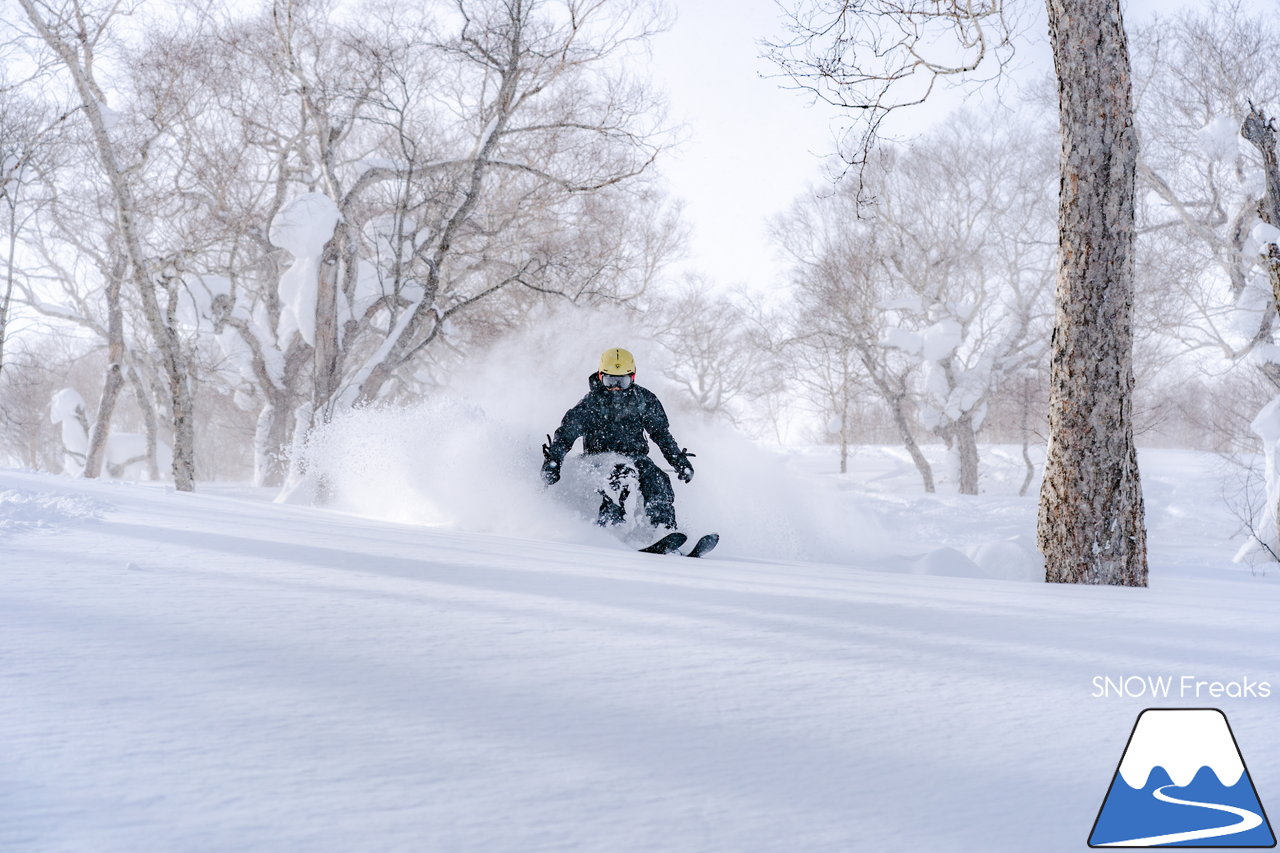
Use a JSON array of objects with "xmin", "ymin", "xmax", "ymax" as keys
[
  {"xmin": 869, "ymin": 115, "xmax": 1054, "ymax": 494},
  {"xmin": 766, "ymin": 0, "xmax": 1019, "ymax": 195},
  {"xmin": 193, "ymin": 0, "xmax": 673, "ymax": 495},
  {"xmin": 773, "ymin": 175, "xmax": 936, "ymax": 490},
  {"xmin": 767, "ymin": 0, "xmax": 1148, "ymax": 584},
  {"xmin": 1129, "ymin": 2, "xmax": 1280, "ymax": 365},
  {"xmin": 1117, "ymin": 4, "xmax": 1280, "ymax": 559},
  {"xmin": 0, "ymin": 88, "xmax": 66, "ymax": 380},
  {"xmin": 17, "ymin": 0, "xmax": 199, "ymax": 490},
  {"xmin": 648, "ymin": 278, "xmax": 773, "ymax": 427},
  {"xmin": 775, "ymin": 114, "xmax": 1053, "ymax": 493},
  {"xmin": 0, "ymin": 82, "xmax": 147, "ymax": 483},
  {"xmin": 342, "ymin": 0, "xmax": 670, "ymax": 408}
]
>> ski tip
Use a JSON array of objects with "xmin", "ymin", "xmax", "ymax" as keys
[
  {"xmin": 686, "ymin": 533, "xmax": 719, "ymax": 558},
  {"xmin": 638, "ymin": 531, "xmax": 687, "ymax": 554}
]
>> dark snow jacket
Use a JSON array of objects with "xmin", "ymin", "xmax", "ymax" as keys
[{"xmin": 546, "ymin": 373, "xmax": 686, "ymax": 469}]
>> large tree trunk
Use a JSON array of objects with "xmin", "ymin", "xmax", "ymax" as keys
[
  {"xmin": 1240, "ymin": 108, "xmax": 1280, "ymax": 336},
  {"xmin": 1038, "ymin": 0, "xmax": 1148, "ymax": 586}
]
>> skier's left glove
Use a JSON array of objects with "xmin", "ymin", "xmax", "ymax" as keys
[
  {"xmin": 541, "ymin": 434, "xmax": 561, "ymax": 485},
  {"xmin": 675, "ymin": 448, "xmax": 696, "ymax": 484}
]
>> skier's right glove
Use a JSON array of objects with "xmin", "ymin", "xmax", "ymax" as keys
[{"xmin": 675, "ymin": 448, "xmax": 695, "ymax": 484}]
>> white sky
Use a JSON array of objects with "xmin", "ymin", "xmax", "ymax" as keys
[
  {"xmin": 647, "ymin": 1, "xmax": 840, "ymax": 296},
  {"xmin": 644, "ymin": 0, "xmax": 1254, "ymax": 298}
]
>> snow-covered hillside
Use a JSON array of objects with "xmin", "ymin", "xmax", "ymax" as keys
[{"xmin": 3, "ymin": 448, "xmax": 1277, "ymax": 852}]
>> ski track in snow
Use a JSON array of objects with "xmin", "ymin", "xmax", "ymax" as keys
[{"xmin": 1, "ymin": 448, "xmax": 1277, "ymax": 852}]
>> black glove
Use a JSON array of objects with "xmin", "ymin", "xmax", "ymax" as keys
[
  {"xmin": 675, "ymin": 448, "xmax": 695, "ymax": 484},
  {"xmin": 541, "ymin": 434, "xmax": 560, "ymax": 485}
]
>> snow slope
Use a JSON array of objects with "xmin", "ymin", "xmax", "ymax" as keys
[{"xmin": 2, "ymin": 449, "xmax": 1277, "ymax": 852}]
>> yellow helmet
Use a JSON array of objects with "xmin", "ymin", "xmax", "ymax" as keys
[{"xmin": 598, "ymin": 347, "xmax": 636, "ymax": 376}]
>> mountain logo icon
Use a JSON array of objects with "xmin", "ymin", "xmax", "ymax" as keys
[{"xmin": 1089, "ymin": 708, "xmax": 1276, "ymax": 848}]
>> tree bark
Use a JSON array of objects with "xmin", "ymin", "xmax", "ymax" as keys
[
  {"xmin": 1241, "ymin": 108, "xmax": 1280, "ymax": 227},
  {"xmin": 83, "ymin": 270, "xmax": 125, "ymax": 478},
  {"xmin": 1240, "ymin": 109, "xmax": 1280, "ymax": 320},
  {"xmin": 125, "ymin": 364, "xmax": 160, "ymax": 481},
  {"xmin": 254, "ymin": 393, "xmax": 297, "ymax": 488},
  {"xmin": 890, "ymin": 392, "xmax": 936, "ymax": 493},
  {"xmin": 1038, "ymin": 0, "xmax": 1148, "ymax": 586},
  {"xmin": 0, "ymin": 184, "xmax": 19, "ymax": 380},
  {"xmin": 312, "ymin": 241, "xmax": 340, "ymax": 423},
  {"xmin": 1240, "ymin": 107, "xmax": 1280, "ymax": 558},
  {"xmin": 954, "ymin": 412, "xmax": 980, "ymax": 495},
  {"xmin": 1019, "ymin": 377, "xmax": 1036, "ymax": 498},
  {"xmin": 838, "ymin": 405, "xmax": 849, "ymax": 474}
]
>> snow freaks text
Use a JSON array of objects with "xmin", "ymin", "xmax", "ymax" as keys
[{"xmin": 1091, "ymin": 676, "xmax": 1272, "ymax": 700}]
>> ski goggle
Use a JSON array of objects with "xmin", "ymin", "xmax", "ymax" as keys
[{"xmin": 600, "ymin": 372, "xmax": 634, "ymax": 390}]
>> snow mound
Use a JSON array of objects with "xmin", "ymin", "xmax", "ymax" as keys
[
  {"xmin": 0, "ymin": 488, "xmax": 109, "ymax": 537},
  {"xmin": 968, "ymin": 536, "xmax": 1041, "ymax": 581},
  {"xmin": 907, "ymin": 546, "xmax": 983, "ymax": 577}
]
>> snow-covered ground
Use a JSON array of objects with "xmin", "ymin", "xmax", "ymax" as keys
[{"xmin": 3, "ymin": 446, "xmax": 1277, "ymax": 852}]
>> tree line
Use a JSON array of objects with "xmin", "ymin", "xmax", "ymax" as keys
[{"xmin": 4, "ymin": 0, "xmax": 1280, "ymax": 582}]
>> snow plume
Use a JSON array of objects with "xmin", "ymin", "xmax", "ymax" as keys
[{"xmin": 288, "ymin": 304, "xmax": 895, "ymax": 564}]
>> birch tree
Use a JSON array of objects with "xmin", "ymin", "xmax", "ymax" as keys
[
  {"xmin": 1127, "ymin": 3, "xmax": 1280, "ymax": 368},
  {"xmin": 0, "ymin": 81, "xmax": 70, "ymax": 381},
  {"xmin": 341, "ymin": 0, "xmax": 669, "ymax": 408},
  {"xmin": 1124, "ymin": 3, "xmax": 1280, "ymax": 561},
  {"xmin": 773, "ymin": 185, "xmax": 931, "ymax": 487},
  {"xmin": 648, "ymin": 280, "xmax": 771, "ymax": 427},
  {"xmin": 17, "ymin": 0, "xmax": 199, "ymax": 490},
  {"xmin": 873, "ymin": 116, "xmax": 1053, "ymax": 494},
  {"xmin": 775, "ymin": 114, "xmax": 1052, "ymax": 494},
  {"xmin": 232, "ymin": 0, "xmax": 671, "ymax": 496}
]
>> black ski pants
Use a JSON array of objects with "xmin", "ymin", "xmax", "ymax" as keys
[{"xmin": 632, "ymin": 455, "xmax": 677, "ymax": 529}]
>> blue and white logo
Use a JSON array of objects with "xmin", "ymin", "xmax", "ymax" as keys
[{"xmin": 1089, "ymin": 708, "xmax": 1275, "ymax": 847}]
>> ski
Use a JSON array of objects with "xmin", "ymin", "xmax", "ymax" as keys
[
  {"xmin": 638, "ymin": 532, "xmax": 687, "ymax": 554},
  {"xmin": 685, "ymin": 533, "xmax": 719, "ymax": 558}
]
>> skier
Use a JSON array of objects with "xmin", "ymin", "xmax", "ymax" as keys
[{"xmin": 541, "ymin": 347, "xmax": 695, "ymax": 533}]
